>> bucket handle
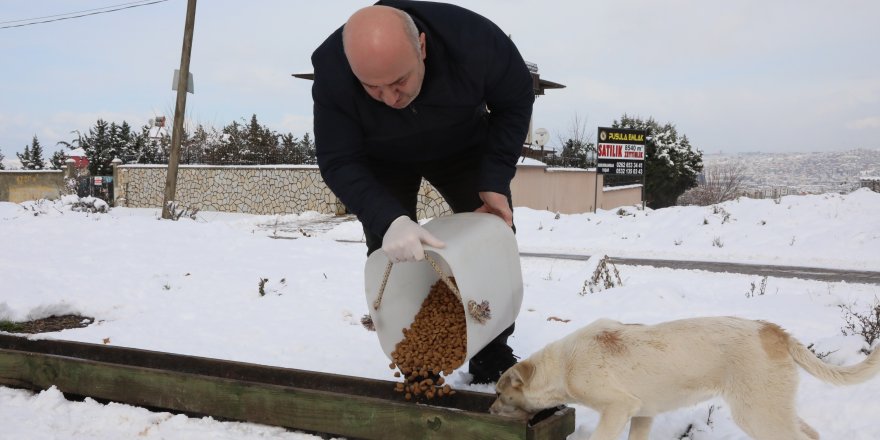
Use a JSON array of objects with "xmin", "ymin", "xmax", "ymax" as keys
[{"xmin": 373, "ymin": 252, "xmax": 491, "ymax": 324}]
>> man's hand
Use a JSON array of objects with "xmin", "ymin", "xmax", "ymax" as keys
[
  {"xmin": 382, "ymin": 215, "xmax": 446, "ymax": 262},
  {"xmin": 474, "ymin": 191, "xmax": 513, "ymax": 226}
]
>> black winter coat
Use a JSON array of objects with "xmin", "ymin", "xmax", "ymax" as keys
[{"xmin": 311, "ymin": 0, "xmax": 534, "ymax": 237}]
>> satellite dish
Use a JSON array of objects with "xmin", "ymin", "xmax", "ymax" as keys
[{"xmin": 534, "ymin": 128, "xmax": 549, "ymax": 147}]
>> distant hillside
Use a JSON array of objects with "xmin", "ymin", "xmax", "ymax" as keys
[{"xmin": 703, "ymin": 148, "xmax": 880, "ymax": 195}]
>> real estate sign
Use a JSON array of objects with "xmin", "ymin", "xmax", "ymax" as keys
[{"xmin": 596, "ymin": 127, "xmax": 647, "ymax": 175}]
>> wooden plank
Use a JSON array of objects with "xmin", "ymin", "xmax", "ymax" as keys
[
  {"xmin": 528, "ymin": 407, "xmax": 577, "ymax": 440},
  {"xmin": 0, "ymin": 334, "xmax": 486, "ymax": 412},
  {"xmin": 0, "ymin": 347, "xmax": 573, "ymax": 440},
  {"xmin": 0, "ymin": 349, "xmax": 521, "ymax": 439}
]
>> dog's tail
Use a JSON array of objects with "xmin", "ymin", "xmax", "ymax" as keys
[{"xmin": 788, "ymin": 338, "xmax": 880, "ymax": 386}]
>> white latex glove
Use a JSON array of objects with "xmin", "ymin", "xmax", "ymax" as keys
[{"xmin": 382, "ymin": 215, "xmax": 446, "ymax": 263}]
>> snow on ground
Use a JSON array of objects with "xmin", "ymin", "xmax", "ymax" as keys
[{"xmin": 1, "ymin": 189, "xmax": 879, "ymax": 439}]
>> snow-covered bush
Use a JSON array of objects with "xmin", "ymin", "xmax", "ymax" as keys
[{"xmin": 70, "ymin": 196, "xmax": 109, "ymax": 213}]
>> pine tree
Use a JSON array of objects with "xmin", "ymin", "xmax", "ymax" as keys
[
  {"xmin": 208, "ymin": 121, "xmax": 244, "ymax": 164},
  {"xmin": 132, "ymin": 124, "xmax": 169, "ymax": 164},
  {"xmin": 50, "ymin": 150, "xmax": 68, "ymax": 170},
  {"xmin": 558, "ymin": 138, "xmax": 591, "ymax": 168},
  {"xmin": 17, "ymin": 145, "xmax": 32, "ymax": 170},
  {"xmin": 299, "ymin": 132, "xmax": 316, "ymax": 165},
  {"xmin": 27, "ymin": 135, "xmax": 46, "ymax": 170},
  {"xmin": 0, "ymin": 147, "xmax": 5, "ymax": 170},
  {"xmin": 279, "ymin": 133, "xmax": 300, "ymax": 164},
  {"xmin": 82, "ymin": 119, "xmax": 117, "ymax": 175},
  {"xmin": 185, "ymin": 124, "xmax": 211, "ymax": 164},
  {"xmin": 114, "ymin": 121, "xmax": 136, "ymax": 163},
  {"xmin": 239, "ymin": 114, "xmax": 279, "ymax": 165},
  {"xmin": 612, "ymin": 114, "xmax": 703, "ymax": 209}
]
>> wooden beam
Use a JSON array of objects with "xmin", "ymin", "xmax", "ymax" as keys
[{"xmin": 0, "ymin": 335, "xmax": 574, "ymax": 440}]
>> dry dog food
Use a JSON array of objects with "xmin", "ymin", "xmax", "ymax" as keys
[{"xmin": 389, "ymin": 277, "xmax": 466, "ymax": 400}]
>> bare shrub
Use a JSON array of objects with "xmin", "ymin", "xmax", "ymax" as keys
[
  {"xmin": 580, "ymin": 256, "xmax": 623, "ymax": 295},
  {"xmin": 839, "ymin": 300, "xmax": 880, "ymax": 354},
  {"xmin": 745, "ymin": 276, "xmax": 767, "ymax": 298},
  {"xmin": 164, "ymin": 201, "xmax": 199, "ymax": 220},
  {"xmin": 679, "ymin": 162, "xmax": 747, "ymax": 206}
]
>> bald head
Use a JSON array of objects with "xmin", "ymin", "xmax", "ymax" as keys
[{"xmin": 343, "ymin": 6, "xmax": 426, "ymax": 109}]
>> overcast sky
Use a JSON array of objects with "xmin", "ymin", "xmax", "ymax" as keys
[{"xmin": 1, "ymin": 0, "xmax": 878, "ymax": 159}]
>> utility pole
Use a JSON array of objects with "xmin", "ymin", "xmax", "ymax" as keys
[{"xmin": 162, "ymin": 0, "xmax": 197, "ymax": 219}]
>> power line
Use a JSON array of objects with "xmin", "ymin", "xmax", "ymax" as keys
[
  {"xmin": 0, "ymin": 0, "xmax": 170, "ymax": 30},
  {"xmin": 0, "ymin": 0, "xmax": 159, "ymax": 25}
]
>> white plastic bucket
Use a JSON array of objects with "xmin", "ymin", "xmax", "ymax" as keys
[{"xmin": 364, "ymin": 212, "xmax": 523, "ymax": 365}]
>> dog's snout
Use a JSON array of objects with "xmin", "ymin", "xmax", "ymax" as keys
[{"xmin": 489, "ymin": 399, "xmax": 500, "ymax": 415}]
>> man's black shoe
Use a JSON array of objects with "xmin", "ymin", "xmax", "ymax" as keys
[{"xmin": 468, "ymin": 343, "xmax": 518, "ymax": 384}]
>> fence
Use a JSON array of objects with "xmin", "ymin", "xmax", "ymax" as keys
[{"xmin": 75, "ymin": 176, "xmax": 114, "ymax": 201}]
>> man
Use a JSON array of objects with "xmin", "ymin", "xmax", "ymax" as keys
[{"xmin": 311, "ymin": 0, "xmax": 534, "ymax": 384}]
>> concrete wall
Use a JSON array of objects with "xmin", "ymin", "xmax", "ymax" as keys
[
  {"xmin": 113, "ymin": 163, "xmax": 641, "ymax": 218},
  {"xmin": 510, "ymin": 164, "xmax": 642, "ymax": 213},
  {"xmin": 600, "ymin": 184, "xmax": 643, "ymax": 210},
  {"xmin": 0, "ymin": 171, "xmax": 65, "ymax": 203}
]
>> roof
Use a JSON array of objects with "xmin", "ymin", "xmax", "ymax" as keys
[
  {"xmin": 292, "ymin": 67, "xmax": 566, "ymax": 96},
  {"xmin": 67, "ymin": 148, "xmax": 86, "ymax": 157}
]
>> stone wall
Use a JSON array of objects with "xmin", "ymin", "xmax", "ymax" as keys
[
  {"xmin": 114, "ymin": 165, "xmax": 452, "ymax": 219},
  {"xmin": 0, "ymin": 171, "xmax": 65, "ymax": 203},
  {"xmin": 113, "ymin": 163, "xmax": 643, "ymax": 219}
]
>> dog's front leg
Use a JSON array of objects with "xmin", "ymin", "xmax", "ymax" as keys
[
  {"xmin": 627, "ymin": 416, "xmax": 653, "ymax": 440},
  {"xmin": 588, "ymin": 404, "xmax": 638, "ymax": 440}
]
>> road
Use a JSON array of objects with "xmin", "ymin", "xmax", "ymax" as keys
[
  {"xmin": 334, "ymin": 239, "xmax": 880, "ymax": 285},
  {"xmin": 519, "ymin": 252, "xmax": 880, "ymax": 285}
]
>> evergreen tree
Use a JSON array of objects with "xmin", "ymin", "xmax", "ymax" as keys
[
  {"xmin": 114, "ymin": 121, "xmax": 137, "ymax": 163},
  {"xmin": 239, "ymin": 114, "xmax": 279, "ymax": 165},
  {"xmin": 557, "ymin": 138, "xmax": 592, "ymax": 168},
  {"xmin": 207, "ymin": 121, "xmax": 244, "ymax": 164},
  {"xmin": 298, "ymin": 132, "xmax": 316, "ymax": 165},
  {"xmin": 125, "ymin": 126, "xmax": 147, "ymax": 163},
  {"xmin": 0, "ymin": 147, "xmax": 5, "ymax": 170},
  {"xmin": 119, "ymin": 121, "xmax": 134, "ymax": 147},
  {"xmin": 612, "ymin": 114, "xmax": 703, "ymax": 209},
  {"xmin": 108, "ymin": 122, "xmax": 127, "ymax": 164},
  {"xmin": 27, "ymin": 136, "xmax": 46, "ymax": 169},
  {"xmin": 131, "ymin": 124, "xmax": 169, "ymax": 164},
  {"xmin": 17, "ymin": 145, "xmax": 32, "ymax": 170},
  {"xmin": 279, "ymin": 133, "xmax": 300, "ymax": 164},
  {"xmin": 81, "ymin": 119, "xmax": 117, "ymax": 175},
  {"xmin": 184, "ymin": 124, "xmax": 212, "ymax": 164},
  {"xmin": 50, "ymin": 150, "xmax": 68, "ymax": 170}
]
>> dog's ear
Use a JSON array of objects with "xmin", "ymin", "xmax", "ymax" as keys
[{"xmin": 509, "ymin": 360, "xmax": 536, "ymax": 388}]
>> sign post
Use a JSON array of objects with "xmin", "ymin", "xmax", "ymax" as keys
[{"xmin": 595, "ymin": 127, "xmax": 647, "ymax": 210}]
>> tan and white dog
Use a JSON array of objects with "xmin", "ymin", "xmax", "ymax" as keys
[{"xmin": 490, "ymin": 317, "xmax": 880, "ymax": 440}]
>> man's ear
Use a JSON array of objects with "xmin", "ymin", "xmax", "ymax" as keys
[{"xmin": 509, "ymin": 361, "xmax": 536, "ymax": 388}]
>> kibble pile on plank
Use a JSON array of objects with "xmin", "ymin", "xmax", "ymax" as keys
[{"xmin": 389, "ymin": 277, "xmax": 465, "ymax": 401}]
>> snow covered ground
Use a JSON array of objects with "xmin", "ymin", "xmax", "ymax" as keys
[{"xmin": 1, "ymin": 189, "xmax": 879, "ymax": 439}]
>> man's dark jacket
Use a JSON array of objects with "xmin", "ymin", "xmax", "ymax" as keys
[{"xmin": 311, "ymin": 0, "xmax": 534, "ymax": 237}]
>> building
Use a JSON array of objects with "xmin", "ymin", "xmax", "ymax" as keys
[
  {"xmin": 66, "ymin": 148, "xmax": 90, "ymax": 170},
  {"xmin": 861, "ymin": 176, "xmax": 880, "ymax": 192}
]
